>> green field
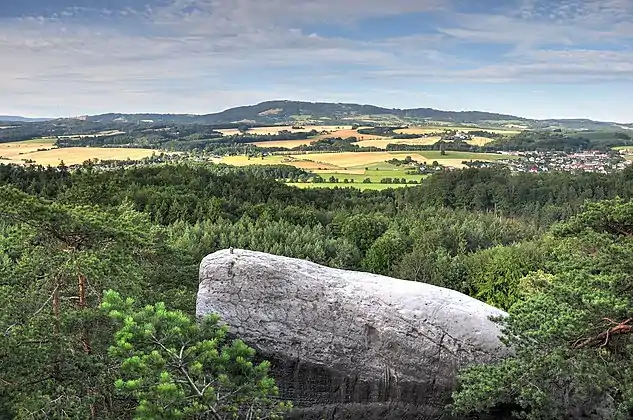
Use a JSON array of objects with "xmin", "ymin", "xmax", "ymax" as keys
[
  {"xmin": 287, "ymin": 182, "xmax": 413, "ymax": 191},
  {"xmin": 218, "ymin": 150, "xmax": 514, "ymax": 190},
  {"xmin": 314, "ymin": 170, "xmax": 428, "ymax": 183}
]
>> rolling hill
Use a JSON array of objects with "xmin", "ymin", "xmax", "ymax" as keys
[
  {"xmin": 79, "ymin": 100, "xmax": 526, "ymax": 126},
  {"xmin": 74, "ymin": 100, "xmax": 633, "ymax": 131}
]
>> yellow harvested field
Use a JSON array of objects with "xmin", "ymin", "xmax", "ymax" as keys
[
  {"xmin": 313, "ymin": 129, "xmax": 390, "ymax": 141},
  {"xmin": 221, "ymin": 155, "xmax": 286, "ymax": 166},
  {"xmin": 250, "ymin": 139, "xmax": 315, "ymax": 148},
  {"xmin": 394, "ymin": 128, "xmax": 445, "ymax": 135},
  {"xmin": 0, "ymin": 139, "xmax": 57, "ymax": 163},
  {"xmin": 290, "ymin": 152, "xmax": 428, "ymax": 168},
  {"xmin": 15, "ymin": 147, "xmax": 157, "ymax": 165},
  {"xmin": 285, "ymin": 160, "xmax": 340, "ymax": 170},
  {"xmin": 467, "ymin": 136, "xmax": 495, "ymax": 146},
  {"xmin": 354, "ymin": 137, "xmax": 441, "ymax": 149},
  {"xmin": 431, "ymin": 159, "xmax": 470, "ymax": 169},
  {"xmin": 0, "ymin": 139, "xmax": 157, "ymax": 165},
  {"xmin": 220, "ymin": 154, "xmax": 339, "ymax": 169}
]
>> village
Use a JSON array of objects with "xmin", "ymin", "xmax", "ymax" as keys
[{"xmin": 465, "ymin": 150, "xmax": 632, "ymax": 174}]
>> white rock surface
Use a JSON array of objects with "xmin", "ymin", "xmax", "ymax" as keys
[{"xmin": 197, "ymin": 249, "xmax": 509, "ymax": 409}]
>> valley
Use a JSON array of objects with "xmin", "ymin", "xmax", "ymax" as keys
[
  {"xmin": 2, "ymin": 99, "xmax": 633, "ymax": 420},
  {"xmin": 3, "ymin": 107, "xmax": 630, "ymax": 191}
]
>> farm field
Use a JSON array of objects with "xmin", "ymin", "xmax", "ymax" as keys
[
  {"xmin": 289, "ymin": 151, "xmax": 419, "ymax": 168},
  {"xmin": 468, "ymin": 136, "xmax": 495, "ymax": 146},
  {"xmin": 220, "ymin": 154, "xmax": 341, "ymax": 170},
  {"xmin": 287, "ymin": 182, "xmax": 410, "ymax": 191},
  {"xmin": 250, "ymin": 135, "xmax": 496, "ymax": 150},
  {"xmin": 0, "ymin": 138, "xmax": 57, "ymax": 164},
  {"xmin": 354, "ymin": 137, "xmax": 441, "ymax": 148},
  {"xmin": 250, "ymin": 139, "xmax": 314, "ymax": 148},
  {"xmin": 218, "ymin": 125, "xmax": 352, "ymax": 136},
  {"xmin": 219, "ymin": 151, "xmax": 510, "ymax": 172},
  {"xmin": 311, "ymin": 170, "xmax": 428, "ymax": 183},
  {"xmin": 613, "ymin": 146, "xmax": 633, "ymax": 152},
  {"xmin": 243, "ymin": 124, "xmax": 514, "ymax": 150},
  {"xmin": 409, "ymin": 151, "xmax": 515, "ymax": 161},
  {"xmin": 312, "ymin": 128, "xmax": 390, "ymax": 141},
  {"xmin": 0, "ymin": 139, "xmax": 157, "ymax": 165},
  {"xmin": 394, "ymin": 126, "xmax": 521, "ymax": 135},
  {"xmin": 57, "ymin": 130, "xmax": 125, "ymax": 139},
  {"xmin": 17, "ymin": 147, "xmax": 157, "ymax": 165}
]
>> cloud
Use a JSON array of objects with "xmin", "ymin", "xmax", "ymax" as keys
[{"xmin": 0, "ymin": 0, "xmax": 632, "ymax": 118}]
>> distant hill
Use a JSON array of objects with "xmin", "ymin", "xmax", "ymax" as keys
[
  {"xmin": 80, "ymin": 101, "xmax": 526, "ymax": 126},
  {"xmin": 0, "ymin": 115, "xmax": 53, "ymax": 122},
  {"xmin": 64, "ymin": 100, "xmax": 633, "ymax": 131}
]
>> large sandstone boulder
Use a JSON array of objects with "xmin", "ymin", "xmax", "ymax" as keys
[{"xmin": 197, "ymin": 249, "xmax": 510, "ymax": 418}]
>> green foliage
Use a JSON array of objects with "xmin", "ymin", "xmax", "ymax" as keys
[
  {"xmin": 5, "ymin": 160, "xmax": 633, "ymax": 419},
  {"xmin": 103, "ymin": 291, "xmax": 290, "ymax": 420},
  {"xmin": 341, "ymin": 214, "xmax": 389, "ymax": 252},
  {"xmin": 453, "ymin": 198, "xmax": 633, "ymax": 419},
  {"xmin": 465, "ymin": 242, "xmax": 547, "ymax": 310},
  {"xmin": 0, "ymin": 187, "xmax": 189, "ymax": 418},
  {"xmin": 489, "ymin": 130, "xmax": 633, "ymax": 151},
  {"xmin": 362, "ymin": 230, "xmax": 410, "ymax": 275}
]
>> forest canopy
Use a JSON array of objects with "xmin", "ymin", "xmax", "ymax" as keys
[{"xmin": 3, "ymin": 162, "xmax": 633, "ymax": 418}]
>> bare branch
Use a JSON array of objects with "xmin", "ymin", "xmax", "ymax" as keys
[{"xmin": 573, "ymin": 317, "xmax": 633, "ymax": 349}]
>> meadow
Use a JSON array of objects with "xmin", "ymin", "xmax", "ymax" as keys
[{"xmin": 0, "ymin": 139, "xmax": 157, "ymax": 165}]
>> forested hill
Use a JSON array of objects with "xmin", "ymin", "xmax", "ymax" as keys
[
  {"xmin": 70, "ymin": 100, "xmax": 633, "ymax": 130},
  {"xmin": 77, "ymin": 101, "xmax": 521, "ymax": 125}
]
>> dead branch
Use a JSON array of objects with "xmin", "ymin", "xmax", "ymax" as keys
[{"xmin": 573, "ymin": 317, "xmax": 633, "ymax": 349}]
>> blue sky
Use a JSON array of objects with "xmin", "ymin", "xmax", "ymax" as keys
[{"xmin": 1, "ymin": 0, "xmax": 633, "ymax": 122}]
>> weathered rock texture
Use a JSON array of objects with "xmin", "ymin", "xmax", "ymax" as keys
[{"xmin": 197, "ymin": 249, "xmax": 510, "ymax": 418}]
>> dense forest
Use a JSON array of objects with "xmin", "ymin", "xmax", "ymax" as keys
[{"xmin": 3, "ymin": 162, "xmax": 633, "ymax": 418}]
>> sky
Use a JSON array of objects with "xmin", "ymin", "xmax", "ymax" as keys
[{"xmin": 1, "ymin": 0, "xmax": 633, "ymax": 122}]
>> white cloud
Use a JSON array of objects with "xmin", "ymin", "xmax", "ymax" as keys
[{"xmin": 0, "ymin": 0, "xmax": 632, "ymax": 118}]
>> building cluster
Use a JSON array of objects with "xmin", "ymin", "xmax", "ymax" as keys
[{"xmin": 468, "ymin": 151, "xmax": 631, "ymax": 174}]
